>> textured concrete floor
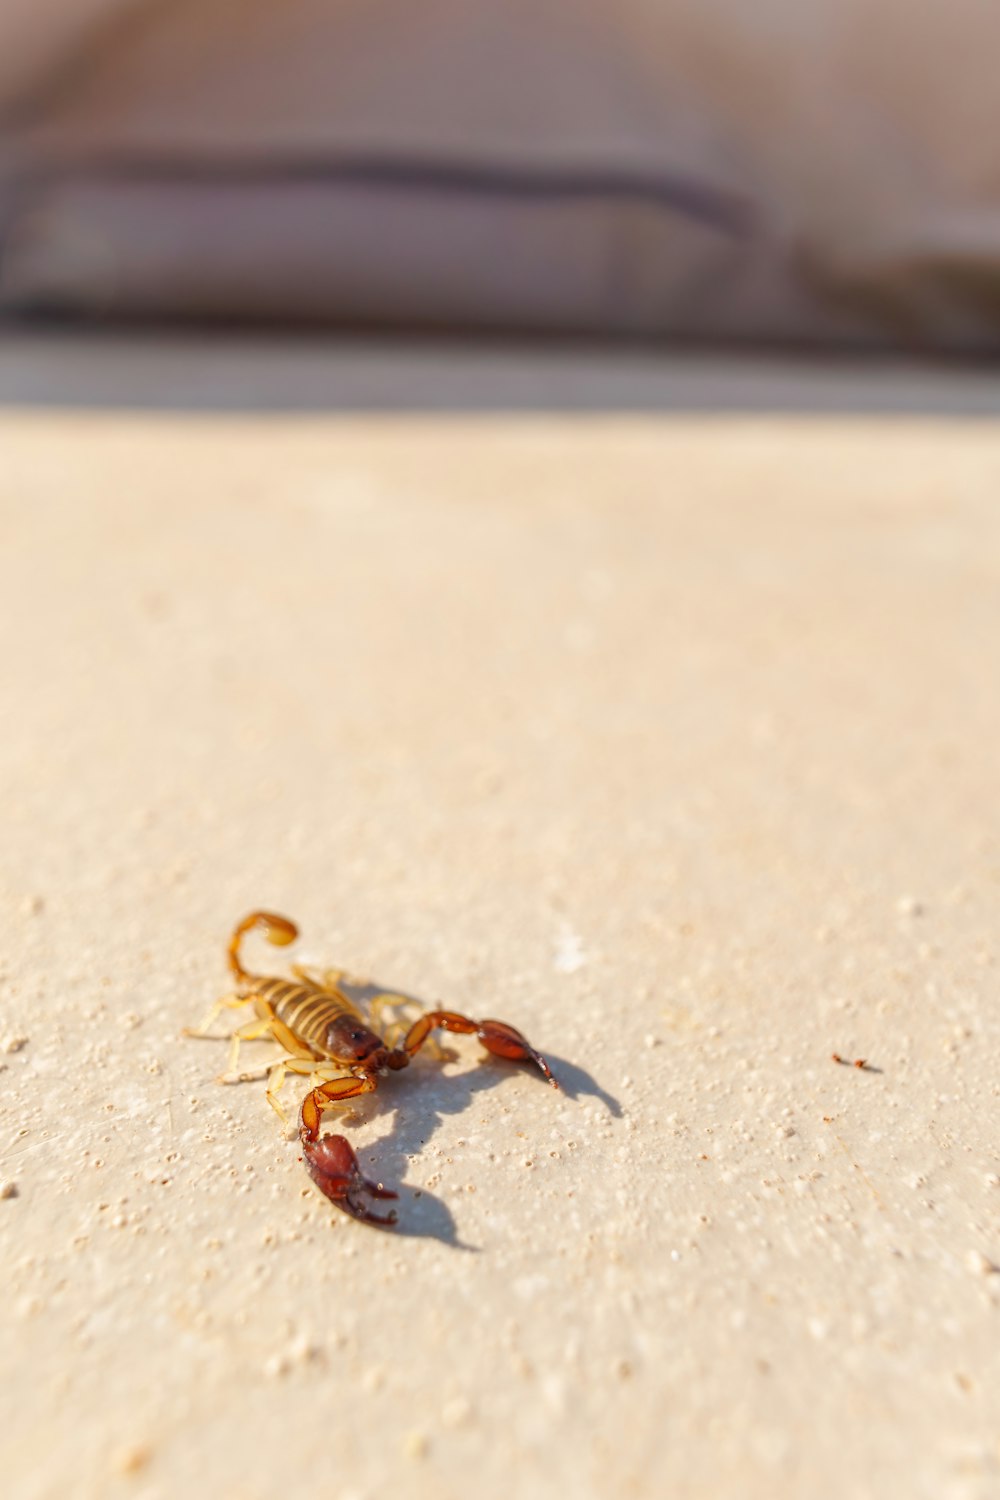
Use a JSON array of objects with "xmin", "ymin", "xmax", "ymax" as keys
[{"xmin": 1, "ymin": 349, "xmax": 999, "ymax": 1500}]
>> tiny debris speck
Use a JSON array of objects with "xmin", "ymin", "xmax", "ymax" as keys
[
  {"xmin": 111, "ymin": 1443, "xmax": 152, "ymax": 1476},
  {"xmin": 403, "ymin": 1430, "xmax": 429, "ymax": 1460}
]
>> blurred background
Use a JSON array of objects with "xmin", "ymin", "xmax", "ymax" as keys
[{"xmin": 3, "ymin": 0, "xmax": 1000, "ymax": 353}]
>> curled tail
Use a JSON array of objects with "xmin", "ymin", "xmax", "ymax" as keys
[{"xmin": 228, "ymin": 911, "xmax": 298, "ymax": 984}]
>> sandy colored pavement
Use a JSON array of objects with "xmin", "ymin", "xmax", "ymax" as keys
[{"xmin": 1, "ymin": 346, "xmax": 1000, "ymax": 1500}]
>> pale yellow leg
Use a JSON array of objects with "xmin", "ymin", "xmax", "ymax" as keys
[
  {"xmin": 368, "ymin": 991, "xmax": 412, "ymax": 1028},
  {"xmin": 290, "ymin": 962, "xmax": 360, "ymax": 989},
  {"xmin": 320, "ymin": 966, "xmax": 369, "ymax": 989},
  {"xmin": 265, "ymin": 1056, "xmax": 322, "ymax": 1121},
  {"xmin": 382, "ymin": 1018, "xmax": 408, "ymax": 1050},
  {"xmin": 224, "ymin": 1018, "xmax": 274, "ymax": 1075},
  {"xmin": 213, "ymin": 1004, "xmax": 318, "ymax": 1082},
  {"xmin": 259, "ymin": 1006, "xmax": 318, "ymax": 1061},
  {"xmin": 218, "ymin": 1061, "xmax": 274, "ymax": 1085},
  {"xmin": 217, "ymin": 1052, "xmax": 323, "ymax": 1090},
  {"xmin": 181, "ymin": 992, "xmax": 252, "ymax": 1039},
  {"xmin": 290, "ymin": 963, "xmax": 325, "ymax": 986},
  {"xmin": 264, "ymin": 1058, "xmax": 352, "ymax": 1123}
]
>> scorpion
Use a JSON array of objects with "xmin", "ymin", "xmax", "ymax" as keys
[{"xmin": 185, "ymin": 912, "xmax": 560, "ymax": 1226}]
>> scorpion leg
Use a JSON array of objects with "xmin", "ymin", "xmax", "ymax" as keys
[
  {"xmin": 222, "ymin": 1018, "xmax": 275, "ymax": 1076},
  {"xmin": 299, "ymin": 1074, "xmax": 397, "ymax": 1226},
  {"xmin": 215, "ymin": 1002, "xmax": 318, "ymax": 1082},
  {"xmin": 181, "ymin": 992, "xmax": 253, "ymax": 1039},
  {"xmin": 401, "ymin": 1010, "xmax": 559, "ymax": 1088},
  {"xmin": 367, "ymin": 990, "xmax": 410, "ymax": 1026},
  {"xmin": 290, "ymin": 963, "xmax": 342, "ymax": 988},
  {"xmin": 320, "ymin": 967, "xmax": 369, "ymax": 989},
  {"xmin": 264, "ymin": 1059, "xmax": 348, "ymax": 1124}
]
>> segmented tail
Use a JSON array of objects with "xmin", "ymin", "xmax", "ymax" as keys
[{"xmin": 228, "ymin": 911, "xmax": 298, "ymax": 983}]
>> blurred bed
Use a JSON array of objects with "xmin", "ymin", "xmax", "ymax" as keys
[{"xmin": 2, "ymin": 0, "xmax": 1000, "ymax": 350}]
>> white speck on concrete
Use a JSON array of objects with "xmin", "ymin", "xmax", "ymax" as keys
[{"xmin": 553, "ymin": 925, "xmax": 586, "ymax": 973}]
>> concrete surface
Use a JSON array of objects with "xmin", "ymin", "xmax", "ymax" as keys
[{"xmin": 1, "ymin": 350, "xmax": 999, "ymax": 1500}]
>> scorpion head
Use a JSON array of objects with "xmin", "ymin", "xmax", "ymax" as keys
[{"xmin": 325, "ymin": 1016, "xmax": 387, "ymax": 1069}]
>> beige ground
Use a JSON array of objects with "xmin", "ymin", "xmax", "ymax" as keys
[{"xmin": 1, "ymin": 344, "xmax": 999, "ymax": 1500}]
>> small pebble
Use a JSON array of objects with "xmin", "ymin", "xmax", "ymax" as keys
[
  {"xmin": 1, "ymin": 1036, "xmax": 28, "ymax": 1054},
  {"xmin": 441, "ymin": 1396, "xmax": 473, "ymax": 1428},
  {"xmin": 0, "ymin": 1180, "xmax": 17, "ymax": 1200},
  {"xmin": 111, "ymin": 1444, "xmax": 151, "ymax": 1476},
  {"xmin": 403, "ymin": 1430, "xmax": 428, "ymax": 1460},
  {"xmin": 288, "ymin": 1333, "xmax": 320, "ymax": 1364},
  {"xmin": 965, "ymin": 1250, "xmax": 998, "ymax": 1276}
]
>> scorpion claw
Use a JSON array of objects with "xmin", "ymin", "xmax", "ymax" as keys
[
  {"xmin": 300, "ymin": 1130, "xmax": 399, "ymax": 1228},
  {"xmin": 478, "ymin": 1019, "xmax": 560, "ymax": 1089},
  {"xmin": 345, "ymin": 1194, "xmax": 399, "ymax": 1227}
]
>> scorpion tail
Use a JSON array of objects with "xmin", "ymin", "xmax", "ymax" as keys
[{"xmin": 228, "ymin": 911, "xmax": 298, "ymax": 983}]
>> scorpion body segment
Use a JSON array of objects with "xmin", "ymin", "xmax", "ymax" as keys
[
  {"xmin": 245, "ymin": 972, "xmax": 385, "ymax": 1066},
  {"xmin": 187, "ymin": 911, "xmax": 560, "ymax": 1228}
]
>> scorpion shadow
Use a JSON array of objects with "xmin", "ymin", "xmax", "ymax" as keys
[
  {"xmin": 301, "ymin": 979, "xmax": 621, "ymax": 1248},
  {"xmin": 331, "ymin": 1051, "xmax": 618, "ymax": 1249}
]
